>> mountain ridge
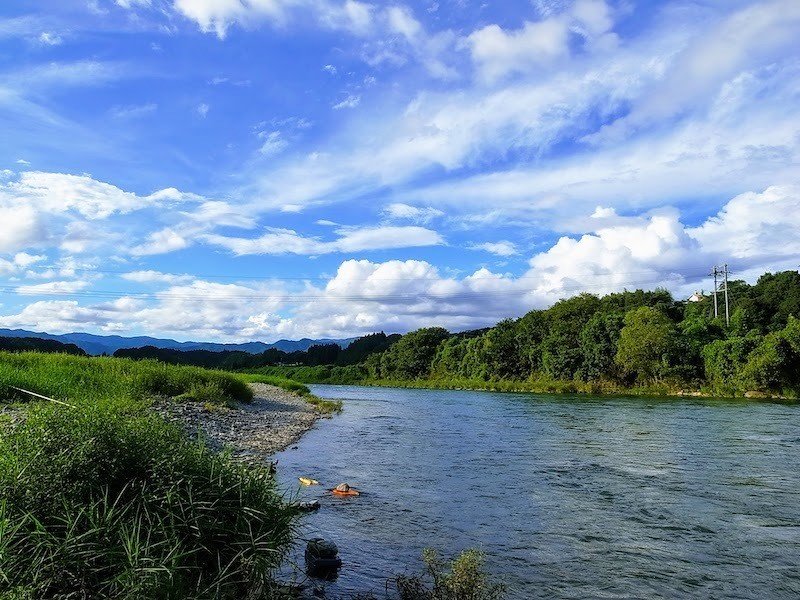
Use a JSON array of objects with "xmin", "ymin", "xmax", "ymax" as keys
[{"xmin": 0, "ymin": 328, "xmax": 355, "ymax": 356}]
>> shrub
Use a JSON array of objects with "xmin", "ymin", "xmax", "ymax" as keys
[{"xmin": 394, "ymin": 549, "xmax": 506, "ymax": 600}]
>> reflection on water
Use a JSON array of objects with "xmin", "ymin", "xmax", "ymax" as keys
[{"xmin": 272, "ymin": 385, "xmax": 800, "ymax": 599}]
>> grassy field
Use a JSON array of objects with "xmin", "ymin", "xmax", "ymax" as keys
[{"xmin": 0, "ymin": 352, "xmax": 307, "ymax": 599}]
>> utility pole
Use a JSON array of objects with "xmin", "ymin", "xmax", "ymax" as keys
[
  {"xmin": 710, "ymin": 266, "xmax": 719, "ymax": 319},
  {"xmin": 723, "ymin": 264, "xmax": 730, "ymax": 326},
  {"xmin": 709, "ymin": 265, "xmax": 731, "ymax": 325}
]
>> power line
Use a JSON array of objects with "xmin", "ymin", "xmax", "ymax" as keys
[{"xmin": 0, "ymin": 271, "xmax": 714, "ymax": 304}]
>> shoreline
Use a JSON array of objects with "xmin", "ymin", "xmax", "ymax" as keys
[
  {"xmin": 153, "ymin": 382, "xmax": 328, "ymax": 464},
  {"xmin": 311, "ymin": 378, "xmax": 798, "ymax": 402}
]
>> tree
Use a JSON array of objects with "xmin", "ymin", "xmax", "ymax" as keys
[
  {"xmin": 540, "ymin": 294, "xmax": 601, "ymax": 380},
  {"xmin": 578, "ymin": 312, "xmax": 624, "ymax": 380},
  {"xmin": 380, "ymin": 327, "xmax": 450, "ymax": 379},
  {"xmin": 702, "ymin": 332, "xmax": 762, "ymax": 391},
  {"xmin": 742, "ymin": 333, "xmax": 795, "ymax": 393},
  {"xmin": 615, "ymin": 306, "xmax": 677, "ymax": 382},
  {"xmin": 482, "ymin": 319, "xmax": 527, "ymax": 380}
]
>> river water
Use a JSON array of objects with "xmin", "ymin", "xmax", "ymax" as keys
[{"xmin": 272, "ymin": 385, "xmax": 800, "ymax": 599}]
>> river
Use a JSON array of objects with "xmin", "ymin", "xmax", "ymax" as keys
[{"xmin": 272, "ymin": 385, "xmax": 800, "ymax": 599}]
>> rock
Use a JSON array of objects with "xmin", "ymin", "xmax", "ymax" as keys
[{"xmin": 298, "ymin": 500, "xmax": 321, "ymax": 512}]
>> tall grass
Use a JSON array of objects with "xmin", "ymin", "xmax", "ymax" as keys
[
  {"xmin": 0, "ymin": 352, "xmax": 253, "ymax": 407},
  {"xmin": 0, "ymin": 353, "xmax": 300, "ymax": 598}
]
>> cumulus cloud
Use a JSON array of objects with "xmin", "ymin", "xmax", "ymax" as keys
[
  {"xmin": 0, "ymin": 205, "xmax": 45, "ymax": 253},
  {"xmin": 467, "ymin": 0, "xmax": 615, "ymax": 83},
  {"xmin": 0, "ymin": 172, "xmax": 201, "ymax": 257},
  {"xmin": 0, "ymin": 253, "xmax": 46, "ymax": 276}
]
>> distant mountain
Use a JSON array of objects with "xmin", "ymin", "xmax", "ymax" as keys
[{"xmin": 0, "ymin": 328, "xmax": 355, "ymax": 356}]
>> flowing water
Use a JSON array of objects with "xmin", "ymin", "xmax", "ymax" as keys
[{"xmin": 272, "ymin": 385, "xmax": 800, "ymax": 599}]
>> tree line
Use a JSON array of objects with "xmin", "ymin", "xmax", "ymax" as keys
[
  {"xmin": 359, "ymin": 271, "xmax": 800, "ymax": 396},
  {"xmin": 114, "ymin": 270, "xmax": 800, "ymax": 397},
  {"xmin": 0, "ymin": 336, "xmax": 86, "ymax": 356},
  {"xmin": 113, "ymin": 332, "xmax": 400, "ymax": 370}
]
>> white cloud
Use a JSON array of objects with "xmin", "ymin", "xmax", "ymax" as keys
[
  {"xmin": 0, "ymin": 172, "xmax": 191, "ymax": 220},
  {"xmin": 257, "ymin": 130, "xmax": 288, "ymax": 156},
  {"xmin": 38, "ymin": 31, "xmax": 63, "ymax": 46},
  {"xmin": 0, "ymin": 252, "xmax": 46, "ymax": 276},
  {"xmin": 121, "ymin": 270, "xmax": 196, "ymax": 285},
  {"xmin": 383, "ymin": 203, "xmax": 444, "ymax": 224},
  {"xmin": 131, "ymin": 228, "xmax": 189, "ymax": 256},
  {"xmin": 203, "ymin": 224, "xmax": 444, "ymax": 255},
  {"xmin": 332, "ymin": 94, "xmax": 360, "ymax": 110},
  {"xmin": 17, "ymin": 280, "xmax": 91, "ymax": 295},
  {"xmin": 690, "ymin": 185, "xmax": 800, "ymax": 264},
  {"xmin": 469, "ymin": 241, "xmax": 517, "ymax": 257},
  {"xmin": 466, "ymin": 0, "xmax": 615, "ymax": 83},
  {"xmin": 467, "ymin": 19, "xmax": 571, "ymax": 83},
  {"xmin": 196, "ymin": 102, "xmax": 210, "ymax": 118},
  {"xmin": 323, "ymin": 64, "xmax": 337, "ymax": 75},
  {"xmin": 0, "ymin": 205, "xmax": 45, "ymax": 253}
]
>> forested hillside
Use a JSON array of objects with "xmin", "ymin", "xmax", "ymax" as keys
[{"xmin": 0, "ymin": 336, "xmax": 86, "ymax": 356}]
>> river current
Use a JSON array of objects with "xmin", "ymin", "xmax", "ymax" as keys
[{"xmin": 272, "ymin": 385, "xmax": 800, "ymax": 599}]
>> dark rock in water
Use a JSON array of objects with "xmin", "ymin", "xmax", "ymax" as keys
[
  {"xmin": 299, "ymin": 499, "xmax": 321, "ymax": 512},
  {"xmin": 305, "ymin": 538, "xmax": 342, "ymax": 577}
]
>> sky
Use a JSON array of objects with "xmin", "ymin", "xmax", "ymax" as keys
[{"xmin": 0, "ymin": 0, "xmax": 799, "ymax": 343}]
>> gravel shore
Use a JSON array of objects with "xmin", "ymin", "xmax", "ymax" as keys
[{"xmin": 153, "ymin": 382, "xmax": 323, "ymax": 464}]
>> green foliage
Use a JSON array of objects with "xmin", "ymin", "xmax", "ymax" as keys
[
  {"xmin": 394, "ymin": 549, "xmax": 505, "ymax": 600},
  {"xmin": 702, "ymin": 332, "xmax": 762, "ymax": 393},
  {"xmin": 0, "ymin": 385, "xmax": 296, "ymax": 598},
  {"xmin": 578, "ymin": 312, "xmax": 624, "ymax": 380},
  {"xmin": 482, "ymin": 320, "xmax": 528, "ymax": 380},
  {"xmin": 379, "ymin": 328, "xmax": 450, "ymax": 380},
  {"xmin": 615, "ymin": 307, "xmax": 678, "ymax": 383}
]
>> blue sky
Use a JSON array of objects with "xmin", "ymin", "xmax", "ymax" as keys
[{"xmin": 0, "ymin": 0, "xmax": 799, "ymax": 342}]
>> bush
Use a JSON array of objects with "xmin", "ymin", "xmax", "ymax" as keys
[
  {"xmin": 0, "ymin": 399, "xmax": 296, "ymax": 598},
  {"xmin": 394, "ymin": 549, "xmax": 505, "ymax": 600}
]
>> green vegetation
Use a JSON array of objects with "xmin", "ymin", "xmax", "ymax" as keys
[
  {"xmin": 238, "ymin": 373, "xmax": 343, "ymax": 414},
  {"xmin": 0, "ymin": 352, "xmax": 311, "ymax": 599},
  {"xmin": 0, "ymin": 336, "xmax": 86, "ymax": 356},
  {"xmin": 257, "ymin": 270, "xmax": 800, "ymax": 400},
  {"xmin": 0, "ymin": 352, "xmax": 253, "ymax": 407},
  {"xmin": 357, "ymin": 549, "xmax": 505, "ymax": 600}
]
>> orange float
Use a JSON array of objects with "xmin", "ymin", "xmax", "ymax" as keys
[{"xmin": 331, "ymin": 483, "xmax": 360, "ymax": 497}]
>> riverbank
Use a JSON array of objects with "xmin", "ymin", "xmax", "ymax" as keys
[
  {"xmin": 153, "ymin": 382, "xmax": 329, "ymax": 463},
  {"xmin": 248, "ymin": 366, "xmax": 799, "ymax": 401}
]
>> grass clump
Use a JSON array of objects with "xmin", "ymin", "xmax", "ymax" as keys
[{"xmin": 0, "ymin": 398, "xmax": 297, "ymax": 598}]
